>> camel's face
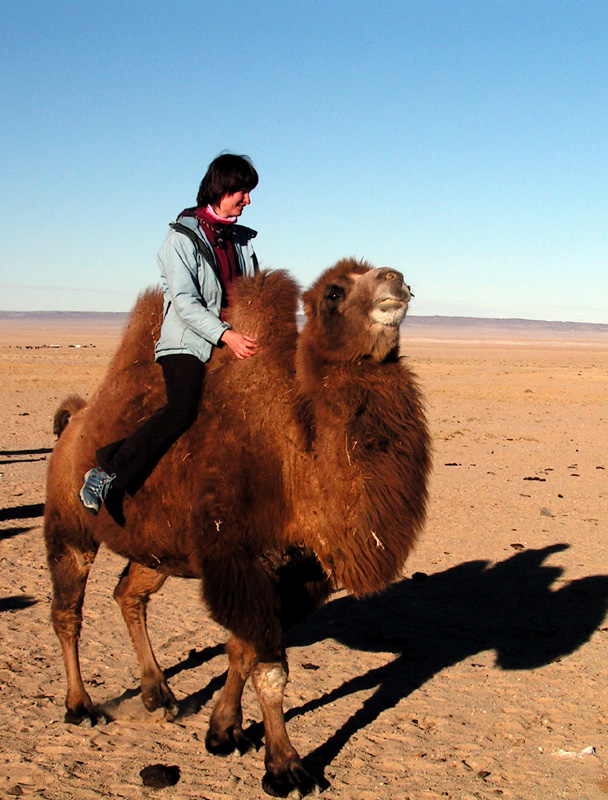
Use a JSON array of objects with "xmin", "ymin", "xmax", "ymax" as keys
[
  {"xmin": 303, "ymin": 260, "xmax": 412, "ymax": 361},
  {"xmin": 364, "ymin": 268, "xmax": 411, "ymax": 328},
  {"xmin": 317, "ymin": 266, "xmax": 410, "ymax": 326}
]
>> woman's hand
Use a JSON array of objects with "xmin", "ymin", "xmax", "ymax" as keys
[{"xmin": 220, "ymin": 329, "xmax": 259, "ymax": 359}]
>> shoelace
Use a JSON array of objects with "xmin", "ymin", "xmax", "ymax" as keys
[{"xmin": 90, "ymin": 471, "xmax": 116, "ymax": 499}]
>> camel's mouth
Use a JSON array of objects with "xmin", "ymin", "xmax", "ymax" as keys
[
  {"xmin": 375, "ymin": 297, "xmax": 408, "ymax": 311},
  {"xmin": 370, "ymin": 294, "xmax": 409, "ymax": 327}
]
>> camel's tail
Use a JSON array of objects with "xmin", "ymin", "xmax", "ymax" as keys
[{"xmin": 53, "ymin": 394, "xmax": 87, "ymax": 439}]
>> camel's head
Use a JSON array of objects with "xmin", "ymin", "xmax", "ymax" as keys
[{"xmin": 301, "ymin": 258, "xmax": 411, "ymax": 362}]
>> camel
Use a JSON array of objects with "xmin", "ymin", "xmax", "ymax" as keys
[{"xmin": 44, "ymin": 258, "xmax": 431, "ymax": 797}]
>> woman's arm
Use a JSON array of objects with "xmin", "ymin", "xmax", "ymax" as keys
[{"xmin": 158, "ymin": 230, "xmax": 230, "ymax": 346}]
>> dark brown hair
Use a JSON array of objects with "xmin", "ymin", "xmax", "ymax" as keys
[{"xmin": 196, "ymin": 153, "xmax": 258, "ymax": 208}]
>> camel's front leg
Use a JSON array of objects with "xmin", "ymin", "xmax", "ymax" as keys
[
  {"xmin": 206, "ymin": 636, "xmax": 257, "ymax": 755},
  {"xmin": 252, "ymin": 660, "xmax": 320, "ymax": 799},
  {"xmin": 200, "ymin": 551, "xmax": 320, "ymax": 795},
  {"xmin": 113, "ymin": 561, "xmax": 177, "ymax": 718}
]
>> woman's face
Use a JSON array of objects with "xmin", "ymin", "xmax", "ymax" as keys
[{"xmin": 214, "ymin": 190, "xmax": 251, "ymax": 219}]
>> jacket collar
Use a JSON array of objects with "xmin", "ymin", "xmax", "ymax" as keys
[{"xmin": 175, "ymin": 213, "xmax": 257, "ymax": 242}]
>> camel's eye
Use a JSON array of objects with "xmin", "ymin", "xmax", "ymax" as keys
[{"xmin": 323, "ymin": 284, "xmax": 345, "ymax": 311}]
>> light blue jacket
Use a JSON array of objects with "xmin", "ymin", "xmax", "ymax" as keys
[{"xmin": 154, "ymin": 214, "xmax": 258, "ymax": 363}]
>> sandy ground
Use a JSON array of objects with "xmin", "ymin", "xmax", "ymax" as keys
[{"xmin": 1, "ymin": 313, "xmax": 607, "ymax": 800}]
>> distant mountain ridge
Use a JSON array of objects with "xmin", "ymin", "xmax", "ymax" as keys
[
  {"xmin": 1, "ymin": 310, "xmax": 607, "ymax": 334},
  {"xmin": 0, "ymin": 310, "xmax": 128, "ymax": 322},
  {"xmin": 403, "ymin": 315, "xmax": 608, "ymax": 333}
]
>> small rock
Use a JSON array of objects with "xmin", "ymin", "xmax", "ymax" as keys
[
  {"xmin": 140, "ymin": 764, "xmax": 181, "ymax": 788},
  {"xmin": 551, "ymin": 746, "xmax": 596, "ymax": 759},
  {"xmin": 540, "ymin": 507, "xmax": 554, "ymax": 518}
]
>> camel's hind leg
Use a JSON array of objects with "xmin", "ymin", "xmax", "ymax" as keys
[
  {"xmin": 113, "ymin": 561, "xmax": 178, "ymax": 718},
  {"xmin": 46, "ymin": 530, "xmax": 99, "ymax": 724},
  {"xmin": 206, "ymin": 636, "xmax": 258, "ymax": 755}
]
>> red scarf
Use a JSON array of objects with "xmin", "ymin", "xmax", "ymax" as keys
[{"xmin": 194, "ymin": 207, "xmax": 240, "ymax": 316}]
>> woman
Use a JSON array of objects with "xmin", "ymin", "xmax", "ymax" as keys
[{"xmin": 79, "ymin": 153, "xmax": 259, "ymax": 514}]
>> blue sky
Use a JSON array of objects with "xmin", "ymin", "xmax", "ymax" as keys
[{"xmin": 1, "ymin": 0, "xmax": 606, "ymax": 321}]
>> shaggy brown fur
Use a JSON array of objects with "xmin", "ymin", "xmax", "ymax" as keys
[{"xmin": 44, "ymin": 260, "xmax": 430, "ymax": 797}]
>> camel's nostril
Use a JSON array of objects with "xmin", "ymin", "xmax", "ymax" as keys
[{"xmin": 377, "ymin": 267, "xmax": 403, "ymax": 284}]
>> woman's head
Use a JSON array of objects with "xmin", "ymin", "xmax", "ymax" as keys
[{"xmin": 197, "ymin": 153, "xmax": 258, "ymax": 211}]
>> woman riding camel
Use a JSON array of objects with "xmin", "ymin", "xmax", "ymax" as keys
[{"xmin": 79, "ymin": 153, "xmax": 259, "ymax": 513}]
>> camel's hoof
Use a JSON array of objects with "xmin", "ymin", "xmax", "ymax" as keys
[
  {"xmin": 156, "ymin": 697, "xmax": 179, "ymax": 722},
  {"xmin": 64, "ymin": 705, "xmax": 110, "ymax": 727},
  {"xmin": 205, "ymin": 727, "xmax": 255, "ymax": 757},
  {"xmin": 205, "ymin": 731, "xmax": 236, "ymax": 756},
  {"xmin": 65, "ymin": 707, "xmax": 95, "ymax": 726},
  {"xmin": 234, "ymin": 730, "xmax": 257, "ymax": 755},
  {"xmin": 142, "ymin": 685, "xmax": 179, "ymax": 720},
  {"xmin": 262, "ymin": 765, "xmax": 321, "ymax": 798},
  {"xmin": 163, "ymin": 702, "xmax": 179, "ymax": 722}
]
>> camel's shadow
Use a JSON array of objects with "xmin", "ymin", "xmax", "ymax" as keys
[
  {"xmin": 107, "ymin": 544, "xmax": 608, "ymax": 776},
  {"xmin": 282, "ymin": 543, "xmax": 608, "ymax": 776}
]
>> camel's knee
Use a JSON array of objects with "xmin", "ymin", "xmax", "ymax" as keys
[
  {"xmin": 48, "ymin": 545, "xmax": 95, "ymax": 630},
  {"xmin": 252, "ymin": 661, "xmax": 288, "ymax": 694},
  {"xmin": 113, "ymin": 562, "xmax": 166, "ymax": 610},
  {"xmin": 46, "ymin": 528, "xmax": 96, "ymax": 578},
  {"xmin": 113, "ymin": 569, "xmax": 139, "ymax": 611},
  {"xmin": 51, "ymin": 603, "xmax": 84, "ymax": 642}
]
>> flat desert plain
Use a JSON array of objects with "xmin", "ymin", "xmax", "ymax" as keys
[{"xmin": 1, "ymin": 311, "xmax": 607, "ymax": 800}]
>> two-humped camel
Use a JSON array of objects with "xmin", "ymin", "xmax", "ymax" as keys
[{"xmin": 44, "ymin": 258, "xmax": 430, "ymax": 797}]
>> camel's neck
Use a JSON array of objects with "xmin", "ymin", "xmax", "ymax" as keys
[
  {"xmin": 293, "ymin": 336, "xmax": 430, "ymax": 597},
  {"xmin": 297, "ymin": 321, "xmax": 401, "ymax": 368},
  {"xmin": 295, "ymin": 334, "xmax": 399, "ymax": 423}
]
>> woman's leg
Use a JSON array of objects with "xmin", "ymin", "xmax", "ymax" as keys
[{"xmin": 96, "ymin": 353, "xmax": 205, "ymax": 494}]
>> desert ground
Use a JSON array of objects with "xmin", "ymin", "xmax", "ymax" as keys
[{"xmin": 1, "ymin": 310, "xmax": 607, "ymax": 800}]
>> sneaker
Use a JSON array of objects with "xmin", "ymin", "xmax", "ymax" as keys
[{"xmin": 79, "ymin": 467, "xmax": 116, "ymax": 515}]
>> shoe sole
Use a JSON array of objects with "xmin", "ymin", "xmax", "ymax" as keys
[{"xmin": 78, "ymin": 487, "xmax": 100, "ymax": 515}]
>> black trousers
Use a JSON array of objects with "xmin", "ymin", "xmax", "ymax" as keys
[{"xmin": 96, "ymin": 353, "xmax": 205, "ymax": 494}]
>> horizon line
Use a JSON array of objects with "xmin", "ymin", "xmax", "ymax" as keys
[{"xmin": 1, "ymin": 309, "xmax": 607, "ymax": 330}]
